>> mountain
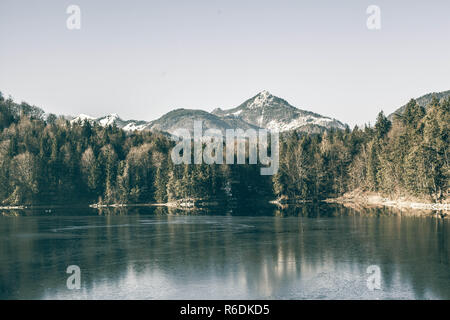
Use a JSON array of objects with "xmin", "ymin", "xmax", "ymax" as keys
[
  {"xmin": 70, "ymin": 114, "xmax": 95, "ymax": 123},
  {"xmin": 212, "ymin": 90, "xmax": 346, "ymax": 132},
  {"xmin": 388, "ymin": 89, "xmax": 450, "ymax": 120},
  {"xmin": 145, "ymin": 108, "xmax": 259, "ymax": 136},
  {"xmin": 70, "ymin": 90, "xmax": 347, "ymax": 134},
  {"xmin": 71, "ymin": 113, "xmax": 150, "ymax": 131}
]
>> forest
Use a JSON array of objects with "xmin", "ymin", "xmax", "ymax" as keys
[{"xmin": 0, "ymin": 91, "xmax": 448, "ymax": 206}]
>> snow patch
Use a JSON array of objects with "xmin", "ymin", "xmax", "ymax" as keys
[
  {"xmin": 266, "ymin": 116, "xmax": 340, "ymax": 132},
  {"xmin": 70, "ymin": 114, "xmax": 95, "ymax": 124},
  {"xmin": 247, "ymin": 90, "xmax": 274, "ymax": 109},
  {"xmin": 99, "ymin": 114, "xmax": 120, "ymax": 126},
  {"xmin": 122, "ymin": 122, "xmax": 148, "ymax": 131}
]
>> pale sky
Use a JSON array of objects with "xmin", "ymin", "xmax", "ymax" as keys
[{"xmin": 0, "ymin": 0, "xmax": 449, "ymax": 127}]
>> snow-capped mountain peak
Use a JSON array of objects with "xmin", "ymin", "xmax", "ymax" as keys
[
  {"xmin": 71, "ymin": 114, "xmax": 95, "ymax": 123},
  {"xmin": 99, "ymin": 113, "xmax": 121, "ymax": 126},
  {"xmin": 212, "ymin": 91, "xmax": 346, "ymax": 132},
  {"xmin": 259, "ymin": 90, "xmax": 272, "ymax": 99},
  {"xmin": 247, "ymin": 90, "xmax": 274, "ymax": 109}
]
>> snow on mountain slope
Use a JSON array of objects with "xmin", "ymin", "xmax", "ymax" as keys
[
  {"xmin": 70, "ymin": 91, "xmax": 347, "ymax": 134},
  {"xmin": 98, "ymin": 113, "xmax": 120, "ymax": 127},
  {"xmin": 70, "ymin": 113, "xmax": 150, "ymax": 132},
  {"xmin": 212, "ymin": 90, "xmax": 346, "ymax": 132},
  {"xmin": 70, "ymin": 114, "xmax": 96, "ymax": 124}
]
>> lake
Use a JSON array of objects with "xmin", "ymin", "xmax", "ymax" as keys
[{"xmin": 0, "ymin": 204, "xmax": 449, "ymax": 299}]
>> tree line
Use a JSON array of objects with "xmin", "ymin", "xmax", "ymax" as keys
[
  {"xmin": 274, "ymin": 97, "xmax": 449, "ymax": 202},
  {"xmin": 0, "ymin": 91, "xmax": 448, "ymax": 206}
]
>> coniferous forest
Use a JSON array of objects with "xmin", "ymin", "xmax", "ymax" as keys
[{"xmin": 0, "ymin": 91, "xmax": 448, "ymax": 207}]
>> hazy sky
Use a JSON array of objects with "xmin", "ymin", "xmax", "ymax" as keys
[{"xmin": 0, "ymin": 0, "xmax": 449, "ymax": 127}]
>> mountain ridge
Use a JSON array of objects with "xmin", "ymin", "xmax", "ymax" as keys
[
  {"xmin": 388, "ymin": 89, "xmax": 450, "ymax": 120},
  {"xmin": 70, "ymin": 90, "xmax": 347, "ymax": 135}
]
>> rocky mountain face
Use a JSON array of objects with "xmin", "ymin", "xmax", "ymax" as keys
[
  {"xmin": 70, "ymin": 91, "xmax": 347, "ymax": 134},
  {"xmin": 388, "ymin": 89, "xmax": 450, "ymax": 120},
  {"xmin": 212, "ymin": 90, "xmax": 346, "ymax": 132}
]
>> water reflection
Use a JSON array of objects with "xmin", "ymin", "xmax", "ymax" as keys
[{"xmin": 0, "ymin": 204, "xmax": 449, "ymax": 299}]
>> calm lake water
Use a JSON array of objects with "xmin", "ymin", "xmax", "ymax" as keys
[{"xmin": 0, "ymin": 204, "xmax": 449, "ymax": 300}]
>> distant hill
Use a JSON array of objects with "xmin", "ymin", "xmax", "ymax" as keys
[
  {"xmin": 145, "ymin": 108, "xmax": 260, "ymax": 136},
  {"xmin": 388, "ymin": 89, "xmax": 450, "ymax": 120}
]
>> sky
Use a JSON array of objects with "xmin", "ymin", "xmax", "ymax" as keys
[{"xmin": 0, "ymin": 0, "xmax": 449, "ymax": 127}]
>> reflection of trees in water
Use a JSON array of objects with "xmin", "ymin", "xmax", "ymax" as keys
[{"xmin": 0, "ymin": 205, "xmax": 449, "ymax": 299}]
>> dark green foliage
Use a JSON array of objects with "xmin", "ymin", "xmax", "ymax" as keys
[
  {"xmin": 374, "ymin": 111, "xmax": 391, "ymax": 139},
  {"xmin": 274, "ymin": 97, "xmax": 448, "ymax": 201}
]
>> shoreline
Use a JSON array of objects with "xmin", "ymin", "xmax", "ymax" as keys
[
  {"xmin": 2, "ymin": 193, "xmax": 448, "ymax": 212},
  {"xmin": 324, "ymin": 191, "xmax": 449, "ymax": 212},
  {"xmin": 0, "ymin": 205, "xmax": 26, "ymax": 210}
]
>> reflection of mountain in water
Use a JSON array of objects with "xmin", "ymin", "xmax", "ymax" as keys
[{"xmin": 0, "ymin": 204, "xmax": 449, "ymax": 299}]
